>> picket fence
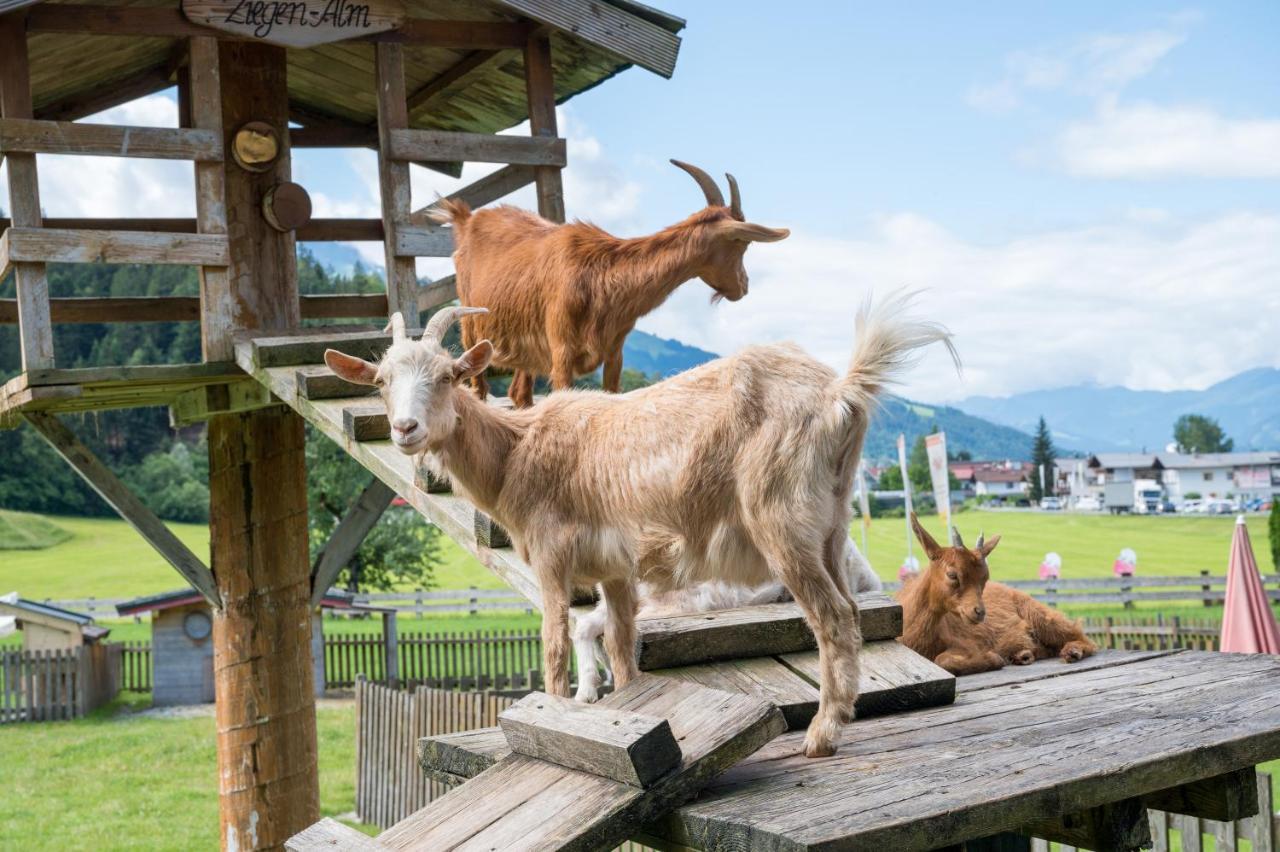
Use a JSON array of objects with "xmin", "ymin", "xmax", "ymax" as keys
[
  {"xmin": 327, "ymin": 629, "xmax": 555, "ymax": 691},
  {"xmin": 0, "ymin": 644, "xmax": 120, "ymax": 723}
]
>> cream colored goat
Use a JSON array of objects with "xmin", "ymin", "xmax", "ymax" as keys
[{"xmin": 325, "ymin": 294, "xmax": 956, "ymax": 757}]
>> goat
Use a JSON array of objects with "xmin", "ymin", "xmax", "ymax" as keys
[
  {"xmin": 898, "ymin": 513, "xmax": 1097, "ymax": 675},
  {"xmin": 573, "ymin": 537, "xmax": 883, "ymax": 702},
  {"xmin": 323, "ymin": 294, "xmax": 955, "ymax": 758},
  {"xmin": 428, "ymin": 160, "xmax": 790, "ymax": 407}
]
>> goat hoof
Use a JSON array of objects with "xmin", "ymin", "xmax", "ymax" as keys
[
  {"xmin": 1061, "ymin": 645, "xmax": 1086, "ymax": 663},
  {"xmin": 803, "ymin": 737, "xmax": 838, "ymax": 759},
  {"xmin": 1012, "ymin": 650, "xmax": 1035, "ymax": 665}
]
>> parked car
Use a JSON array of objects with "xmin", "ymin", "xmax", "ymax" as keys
[
  {"xmin": 1073, "ymin": 495, "xmax": 1103, "ymax": 512},
  {"xmin": 1039, "ymin": 497, "xmax": 1062, "ymax": 511},
  {"xmin": 1180, "ymin": 499, "xmax": 1204, "ymax": 514},
  {"xmin": 1205, "ymin": 500, "xmax": 1235, "ymax": 515}
]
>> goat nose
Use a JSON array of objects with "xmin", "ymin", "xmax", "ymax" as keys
[{"xmin": 392, "ymin": 417, "xmax": 419, "ymax": 435}]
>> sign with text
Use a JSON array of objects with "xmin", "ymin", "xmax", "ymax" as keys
[{"xmin": 183, "ymin": 0, "xmax": 405, "ymax": 47}]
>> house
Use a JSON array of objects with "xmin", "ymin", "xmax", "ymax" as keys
[
  {"xmin": 1157, "ymin": 451, "xmax": 1280, "ymax": 504},
  {"xmin": 117, "ymin": 588, "xmax": 396, "ymax": 706},
  {"xmin": 0, "ymin": 593, "xmax": 110, "ymax": 651},
  {"xmin": 972, "ymin": 467, "xmax": 1030, "ymax": 498}
]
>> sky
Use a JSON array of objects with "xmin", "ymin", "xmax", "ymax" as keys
[{"xmin": 2, "ymin": 1, "xmax": 1278, "ymax": 403}]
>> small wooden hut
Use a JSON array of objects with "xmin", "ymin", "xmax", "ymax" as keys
[
  {"xmin": 0, "ymin": 1, "xmax": 682, "ymax": 844},
  {"xmin": 0, "ymin": 594, "xmax": 110, "ymax": 650}
]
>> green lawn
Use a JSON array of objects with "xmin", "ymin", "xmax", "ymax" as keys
[
  {"xmin": 0, "ymin": 509, "xmax": 72, "ymax": 550},
  {"xmin": 0, "ymin": 696, "xmax": 370, "ymax": 850}
]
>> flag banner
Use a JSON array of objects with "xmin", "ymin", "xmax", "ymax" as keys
[
  {"xmin": 897, "ymin": 434, "xmax": 913, "ymax": 563},
  {"xmin": 925, "ymin": 432, "xmax": 950, "ymax": 532}
]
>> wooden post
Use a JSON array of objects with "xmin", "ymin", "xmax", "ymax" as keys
[
  {"xmin": 1201, "ymin": 569, "xmax": 1213, "ymax": 607},
  {"xmin": 383, "ymin": 611, "xmax": 399, "ymax": 689},
  {"xmin": 523, "ymin": 30, "xmax": 565, "ymax": 223},
  {"xmin": 204, "ymin": 42, "xmax": 318, "ymax": 851},
  {"xmin": 0, "ymin": 12, "xmax": 54, "ymax": 369},
  {"xmin": 374, "ymin": 44, "xmax": 420, "ymax": 324}
]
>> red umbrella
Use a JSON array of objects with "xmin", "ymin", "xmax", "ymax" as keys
[{"xmin": 1220, "ymin": 516, "xmax": 1280, "ymax": 654}]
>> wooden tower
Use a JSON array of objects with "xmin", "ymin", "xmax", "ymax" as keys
[{"xmin": 0, "ymin": 2, "xmax": 683, "ymax": 848}]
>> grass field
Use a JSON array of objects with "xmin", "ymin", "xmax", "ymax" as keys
[
  {"xmin": 0, "ymin": 509, "xmax": 72, "ymax": 550},
  {"xmin": 2, "ymin": 511, "xmax": 1273, "ymax": 604}
]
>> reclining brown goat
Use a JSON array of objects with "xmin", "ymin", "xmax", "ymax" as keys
[
  {"xmin": 898, "ymin": 513, "xmax": 1096, "ymax": 675},
  {"xmin": 429, "ymin": 160, "xmax": 790, "ymax": 407}
]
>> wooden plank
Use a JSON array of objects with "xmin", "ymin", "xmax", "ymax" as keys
[
  {"xmin": 34, "ymin": 65, "xmax": 174, "ymax": 123},
  {"xmin": 473, "ymin": 510, "xmax": 510, "ymax": 548},
  {"xmin": 635, "ymin": 593, "xmax": 902, "ymax": 671},
  {"xmin": 523, "ymin": 28, "xmax": 566, "ymax": 223},
  {"xmin": 1145, "ymin": 767, "xmax": 1258, "ymax": 822},
  {"xmin": 21, "ymin": 362, "xmax": 244, "ymax": 388},
  {"xmin": 22, "ymin": 411, "xmax": 221, "ymax": 607},
  {"xmin": 655, "ymin": 655, "xmax": 819, "ymax": 731},
  {"xmin": 406, "ymin": 49, "xmax": 511, "ymax": 122},
  {"xmin": 0, "ymin": 293, "xmax": 386, "ymax": 325},
  {"xmin": 392, "ymin": 225, "xmax": 454, "ymax": 258},
  {"xmin": 956, "ymin": 649, "xmax": 1182, "ymax": 693},
  {"xmin": 488, "ymin": 0, "xmax": 681, "ymax": 78},
  {"xmin": 654, "ymin": 651, "xmax": 1280, "ymax": 852},
  {"xmin": 169, "ymin": 380, "xmax": 275, "ymax": 426},
  {"xmin": 409, "ymin": 164, "xmax": 536, "ymax": 225},
  {"xmin": 181, "ymin": 0, "xmax": 405, "ymax": 48},
  {"xmin": 287, "ymin": 816, "xmax": 391, "ymax": 850},
  {"xmin": 3, "ymin": 228, "xmax": 229, "ymax": 267},
  {"xmin": 387, "ymin": 127, "xmax": 566, "ymax": 166},
  {"xmin": 1021, "ymin": 798, "xmax": 1151, "ymax": 852},
  {"xmin": 498, "ymin": 691, "xmax": 682, "ymax": 787},
  {"xmin": 0, "ymin": 118, "xmax": 222, "ymax": 160},
  {"xmin": 295, "ymin": 365, "xmax": 378, "ymax": 400},
  {"xmin": 374, "ymin": 43, "xmax": 420, "ymax": 323},
  {"xmin": 310, "ymin": 478, "xmax": 396, "ymax": 607},
  {"xmin": 188, "ymin": 35, "xmax": 233, "ymax": 362},
  {"xmin": 417, "ymin": 276, "xmax": 457, "ymax": 312},
  {"xmin": 246, "ymin": 328, "xmax": 389, "ymax": 368},
  {"xmin": 378, "ymin": 676, "xmax": 784, "ymax": 852},
  {"xmin": 344, "ymin": 405, "xmax": 388, "ymax": 441},
  {"xmin": 0, "ymin": 13, "xmax": 54, "ymax": 371}
]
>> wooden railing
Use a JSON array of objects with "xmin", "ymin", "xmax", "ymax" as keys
[
  {"xmin": 326, "ymin": 629, "xmax": 555, "ymax": 691},
  {"xmin": 0, "ymin": 644, "xmax": 120, "ymax": 723}
]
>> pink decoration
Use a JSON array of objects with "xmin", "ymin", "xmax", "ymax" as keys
[
  {"xmin": 1220, "ymin": 517, "xmax": 1280, "ymax": 654},
  {"xmin": 1039, "ymin": 562, "xmax": 1060, "ymax": 580},
  {"xmin": 898, "ymin": 562, "xmax": 920, "ymax": 583},
  {"xmin": 1112, "ymin": 559, "xmax": 1135, "ymax": 577}
]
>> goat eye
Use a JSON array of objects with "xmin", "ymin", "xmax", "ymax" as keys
[{"xmin": 946, "ymin": 571, "xmax": 959, "ymax": 582}]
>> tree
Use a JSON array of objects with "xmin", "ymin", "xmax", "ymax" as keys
[
  {"xmin": 877, "ymin": 464, "xmax": 903, "ymax": 490},
  {"xmin": 1173, "ymin": 414, "xmax": 1234, "ymax": 453},
  {"xmin": 1028, "ymin": 416, "xmax": 1056, "ymax": 502},
  {"xmin": 306, "ymin": 427, "xmax": 443, "ymax": 592},
  {"xmin": 1270, "ymin": 499, "xmax": 1280, "ymax": 571}
]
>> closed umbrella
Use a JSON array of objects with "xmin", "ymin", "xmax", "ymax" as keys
[{"xmin": 1219, "ymin": 516, "xmax": 1280, "ymax": 654}]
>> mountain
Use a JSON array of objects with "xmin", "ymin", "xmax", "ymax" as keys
[
  {"xmin": 957, "ymin": 368, "xmax": 1280, "ymax": 453},
  {"xmin": 619, "ymin": 334, "xmax": 1034, "ymax": 462}
]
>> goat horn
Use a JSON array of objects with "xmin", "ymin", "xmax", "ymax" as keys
[
  {"xmin": 424, "ymin": 306, "xmax": 488, "ymax": 343},
  {"xmin": 384, "ymin": 312, "xmax": 407, "ymax": 342},
  {"xmin": 670, "ymin": 159, "xmax": 725, "ymax": 208},
  {"xmin": 976, "ymin": 531, "xmax": 985, "ymax": 551},
  {"xmin": 726, "ymin": 172, "xmax": 743, "ymax": 220},
  {"xmin": 950, "ymin": 527, "xmax": 965, "ymax": 549}
]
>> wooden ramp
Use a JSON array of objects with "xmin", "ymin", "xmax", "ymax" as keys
[{"xmin": 288, "ymin": 675, "xmax": 785, "ymax": 852}]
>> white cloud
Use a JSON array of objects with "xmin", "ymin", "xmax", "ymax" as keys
[
  {"xmin": 967, "ymin": 27, "xmax": 1185, "ymax": 111},
  {"xmin": 1056, "ymin": 98, "xmax": 1280, "ymax": 178},
  {"xmin": 636, "ymin": 211, "xmax": 1280, "ymax": 404}
]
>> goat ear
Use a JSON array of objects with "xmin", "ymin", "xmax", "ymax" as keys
[
  {"xmin": 719, "ymin": 221, "xmax": 790, "ymax": 243},
  {"xmin": 324, "ymin": 349, "xmax": 378, "ymax": 385},
  {"xmin": 979, "ymin": 534, "xmax": 1001, "ymax": 558},
  {"xmin": 909, "ymin": 512, "xmax": 943, "ymax": 561},
  {"xmin": 453, "ymin": 340, "xmax": 493, "ymax": 381}
]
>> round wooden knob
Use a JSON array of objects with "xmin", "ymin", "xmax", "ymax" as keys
[
  {"xmin": 263, "ymin": 182, "xmax": 312, "ymax": 232},
  {"xmin": 232, "ymin": 121, "xmax": 280, "ymax": 172}
]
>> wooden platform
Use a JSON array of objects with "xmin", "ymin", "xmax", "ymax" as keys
[
  {"xmin": 0, "ymin": 363, "xmax": 254, "ymax": 422},
  {"xmin": 416, "ymin": 651, "xmax": 1280, "ymax": 851}
]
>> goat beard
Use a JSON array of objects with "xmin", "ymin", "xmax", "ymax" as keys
[{"xmin": 710, "ymin": 291, "xmax": 725, "ymax": 306}]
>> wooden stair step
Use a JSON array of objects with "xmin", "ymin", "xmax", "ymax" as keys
[
  {"xmin": 777, "ymin": 639, "xmax": 955, "ymax": 718},
  {"xmin": 635, "ymin": 592, "xmax": 902, "ymax": 670},
  {"xmin": 294, "ymin": 365, "xmax": 377, "ymax": 400},
  {"xmin": 336, "ymin": 675, "xmax": 786, "ymax": 852},
  {"xmin": 243, "ymin": 327, "xmax": 389, "ymax": 368}
]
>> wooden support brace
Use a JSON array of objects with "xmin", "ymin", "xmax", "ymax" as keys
[
  {"xmin": 1145, "ymin": 767, "xmax": 1259, "ymax": 822},
  {"xmin": 310, "ymin": 479, "xmax": 396, "ymax": 607},
  {"xmin": 474, "ymin": 510, "xmax": 511, "ymax": 548},
  {"xmin": 23, "ymin": 411, "xmax": 221, "ymax": 608},
  {"xmin": 374, "ymin": 43, "xmax": 421, "ymax": 323},
  {"xmin": 418, "ymin": 276, "xmax": 458, "ymax": 312},
  {"xmin": 169, "ymin": 381, "xmax": 276, "ymax": 427},
  {"xmin": 0, "ymin": 12, "xmax": 54, "ymax": 370},
  {"xmin": 499, "ymin": 691, "xmax": 682, "ymax": 787},
  {"xmin": 1020, "ymin": 797, "xmax": 1151, "ymax": 852},
  {"xmin": 523, "ymin": 29, "xmax": 566, "ymax": 223},
  {"xmin": 406, "ymin": 49, "xmax": 512, "ymax": 122},
  {"xmin": 410, "ymin": 164, "xmax": 537, "ymax": 225}
]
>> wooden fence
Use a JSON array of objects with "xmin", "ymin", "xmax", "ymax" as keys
[
  {"xmin": 117, "ymin": 640, "xmax": 151, "ymax": 691},
  {"xmin": 0, "ymin": 644, "xmax": 120, "ymax": 723},
  {"xmin": 327, "ymin": 629, "xmax": 559, "ymax": 691},
  {"xmin": 1082, "ymin": 616, "xmax": 1222, "ymax": 652}
]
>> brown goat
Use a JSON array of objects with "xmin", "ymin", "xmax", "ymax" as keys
[
  {"xmin": 898, "ymin": 514, "xmax": 1097, "ymax": 675},
  {"xmin": 428, "ymin": 160, "xmax": 790, "ymax": 407}
]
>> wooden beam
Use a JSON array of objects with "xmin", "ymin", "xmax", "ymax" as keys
[
  {"xmin": 22, "ymin": 411, "xmax": 221, "ymax": 607},
  {"xmin": 2, "ymin": 228, "xmax": 229, "ymax": 267},
  {"xmin": 34, "ymin": 65, "xmax": 175, "ymax": 123},
  {"xmin": 169, "ymin": 381, "xmax": 275, "ymax": 427},
  {"xmin": 498, "ymin": 691, "xmax": 682, "ymax": 787},
  {"xmin": 343, "ymin": 405, "xmax": 388, "ymax": 441},
  {"xmin": 0, "ymin": 217, "xmax": 385, "ymax": 241},
  {"xmin": 387, "ymin": 128, "xmax": 566, "ymax": 166},
  {"xmin": 392, "ymin": 225, "xmax": 454, "ymax": 257},
  {"xmin": 294, "ymin": 365, "xmax": 377, "ymax": 400},
  {"xmin": 406, "ymin": 49, "xmax": 511, "ymax": 122},
  {"xmin": 1020, "ymin": 797, "xmax": 1151, "ymax": 851},
  {"xmin": 244, "ymin": 329, "xmax": 391, "ymax": 368},
  {"xmin": 309, "ymin": 478, "xmax": 395, "ymax": 607},
  {"xmin": 0, "ymin": 294, "xmax": 387, "ymax": 324},
  {"xmin": 418, "ymin": 275, "xmax": 458, "ymax": 311},
  {"xmin": 287, "ymin": 818, "xmax": 390, "ymax": 852},
  {"xmin": 489, "ymin": 0, "xmax": 681, "ymax": 78},
  {"xmin": 289, "ymin": 124, "xmax": 377, "ymax": 149},
  {"xmin": 375, "ymin": 19, "xmax": 531, "ymax": 48},
  {"xmin": 0, "ymin": 118, "xmax": 221, "ymax": 160},
  {"xmin": 0, "ymin": 12, "xmax": 54, "ymax": 370},
  {"xmin": 523, "ymin": 30, "xmax": 566, "ymax": 222},
  {"xmin": 374, "ymin": 43, "xmax": 421, "ymax": 323},
  {"xmin": 409, "ymin": 164, "xmax": 536, "ymax": 224},
  {"xmin": 1145, "ymin": 767, "xmax": 1259, "ymax": 822}
]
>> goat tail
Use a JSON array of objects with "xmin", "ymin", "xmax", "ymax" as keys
[
  {"xmin": 425, "ymin": 197, "xmax": 472, "ymax": 229},
  {"xmin": 832, "ymin": 290, "xmax": 961, "ymax": 419}
]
